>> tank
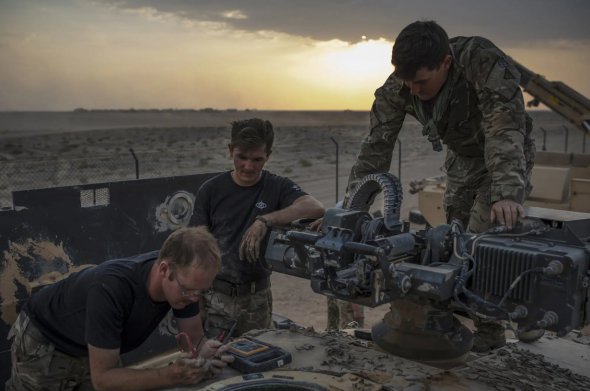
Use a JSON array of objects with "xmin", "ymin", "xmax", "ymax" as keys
[
  {"xmin": 131, "ymin": 326, "xmax": 590, "ymax": 391},
  {"xmin": 1, "ymin": 61, "xmax": 589, "ymax": 390}
]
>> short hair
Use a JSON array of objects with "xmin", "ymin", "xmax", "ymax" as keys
[
  {"xmin": 392, "ymin": 20, "xmax": 450, "ymax": 80},
  {"xmin": 230, "ymin": 118, "xmax": 274, "ymax": 153},
  {"xmin": 159, "ymin": 226, "xmax": 221, "ymax": 273}
]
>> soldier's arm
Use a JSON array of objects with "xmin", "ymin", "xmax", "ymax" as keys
[
  {"xmin": 241, "ymin": 194, "xmax": 324, "ymax": 262},
  {"xmin": 346, "ymin": 74, "xmax": 407, "ymax": 206},
  {"xmin": 460, "ymin": 38, "xmax": 529, "ymax": 205},
  {"xmin": 88, "ymin": 344, "xmax": 212, "ymax": 390},
  {"xmin": 259, "ymin": 195, "xmax": 325, "ymax": 227}
]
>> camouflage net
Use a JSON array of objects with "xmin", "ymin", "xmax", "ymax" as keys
[{"xmin": 457, "ymin": 343, "xmax": 590, "ymax": 391}]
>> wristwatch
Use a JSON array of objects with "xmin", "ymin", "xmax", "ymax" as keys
[{"xmin": 255, "ymin": 215, "xmax": 272, "ymax": 228}]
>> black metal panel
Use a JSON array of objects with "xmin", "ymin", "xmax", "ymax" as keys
[
  {"xmin": 473, "ymin": 246, "xmax": 536, "ymax": 302},
  {"xmin": 471, "ymin": 236, "xmax": 588, "ymax": 334},
  {"xmin": 0, "ymin": 172, "xmax": 218, "ymax": 384}
]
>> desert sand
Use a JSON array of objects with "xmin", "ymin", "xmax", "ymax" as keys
[{"xmin": 0, "ymin": 109, "xmax": 582, "ymax": 330}]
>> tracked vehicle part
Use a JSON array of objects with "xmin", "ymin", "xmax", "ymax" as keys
[
  {"xmin": 345, "ymin": 172, "xmax": 403, "ymax": 230},
  {"xmin": 204, "ymin": 371, "xmax": 381, "ymax": 391},
  {"xmin": 371, "ymin": 299, "xmax": 473, "ymax": 362}
]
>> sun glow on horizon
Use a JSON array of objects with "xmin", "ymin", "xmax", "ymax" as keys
[
  {"xmin": 1, "ymin": 2, "xmax": 589, "ymax": 111},
  {"xmin": 263, "ymin": 38, "xmax": 394, "ymax": 110},
  {"xmin": 314, "ymin": 39, "xmax": 393, "ymax": 86}
]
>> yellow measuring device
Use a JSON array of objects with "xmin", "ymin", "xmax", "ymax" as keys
[{"xmin": 227, "ymin": 337, "xmax": 292, "ymax": 373}]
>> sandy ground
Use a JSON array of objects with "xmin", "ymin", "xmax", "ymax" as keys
[{"xmin": 0, "ymin": 109, "xmax": 583, "ymax": 331}]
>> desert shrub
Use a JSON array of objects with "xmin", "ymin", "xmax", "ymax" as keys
[{"xmin": 299, "ymin": 159, "xmax": 312, "ymax": 167}]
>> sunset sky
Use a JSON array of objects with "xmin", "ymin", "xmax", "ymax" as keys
[{"xmin": 1, "ymin": 0, "xmax": 589, "ymax": 111}]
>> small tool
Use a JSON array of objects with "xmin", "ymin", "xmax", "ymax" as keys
[
  {"xmin": 175, "ymin": 332, "xmax": 198, "ymax": 359},
  {"xmin": 217, "ymin": 319, "xmax": 238, "ymax": 343},
  {"xmin": 221, "ymin": 320, "xmax": 238, "ymax": 344}
]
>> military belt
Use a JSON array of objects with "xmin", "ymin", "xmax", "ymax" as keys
[{"xmin": 212, "ymin": 278, "xmax": 270, "ymax": 297}]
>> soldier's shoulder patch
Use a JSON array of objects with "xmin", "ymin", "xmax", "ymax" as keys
[{"xmin": 482, "ymin": 58, "xmax": 519, "ymax": 100}]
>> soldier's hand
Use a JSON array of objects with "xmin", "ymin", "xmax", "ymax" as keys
[
  {"xmin": 167, "ymin": 356, "xmax": 212, "ymax": 385},
  {"xmin": 308, "ymin": 218, "xmax": 323, "ymax": 231},
  {"xmin": 207, "ymin": 352, "xmax": 235, "ymax": 376},
  {"xmin": 199, "ymin": 338, "xmax": 233, "ymax": 358},
  {"xmin": 199, "ymin": 338, "xmax": 222, "ymax": 359},
  {"xmin": 490, "ymin": 199, "xmax": 525, "ymax": 229},
  {"xmin": 239, "ymin": 220, "xmax": 267, "ymax": 262}
]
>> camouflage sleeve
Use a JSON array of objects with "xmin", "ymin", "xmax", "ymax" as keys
[
  {"xmin": 345, "ymin": 74, "xmax": 407, "ymax": 206},
  {"xmin": 459, "ymin": 37, "xmax": 528, "ymax": 203}
]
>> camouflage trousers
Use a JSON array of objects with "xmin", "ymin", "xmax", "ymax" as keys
[
  {"xmin": 326, "ymin": 297, "xmax": 365, "ymax": 330},
  {"xmin": 6, "ymin": 312, "xmax": 94, "ymax": 391},
  {"xmin": 443, "ymin": 151, "xmax": 491, "ymax": 233},
  {"xmin": 443, "ymin": 143, "xmax": 534, "ymax": 233},
  {"xmin": 203, "ymin": 287, "xmax": 273, "ymax": 339}
]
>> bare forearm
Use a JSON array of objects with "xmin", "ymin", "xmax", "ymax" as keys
[
  {"xmin": 89, "ymin": 335, "xmax": 209, "ymax": 391},
  {"xmin": 261, "ymin": 196, "xmax": 324, "ymax": 227},
  {"xmin": 93, "ymin": 365, "xmax": 200, "ymax": 391}
]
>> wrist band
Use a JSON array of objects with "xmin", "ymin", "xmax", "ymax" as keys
[{"xmin": 255, "ymin": 215, "xmax": 272, "ymax": 228}]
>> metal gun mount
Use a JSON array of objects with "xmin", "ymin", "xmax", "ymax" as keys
[{"xmin": 264, "ymin": 173, "xmax": 590, "ymax": 361}]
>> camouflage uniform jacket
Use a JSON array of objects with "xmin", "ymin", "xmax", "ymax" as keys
[{"xmin": 347, "ymin": 36, "xmax": 533, "ymax": 205}]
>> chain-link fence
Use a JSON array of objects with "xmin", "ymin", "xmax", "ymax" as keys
[
  {"xmin": 0, "ymin": 113, "xmax": 586, "ymax": 209},
  {"xmin": 0, "ymin": 149, "xmax": 229, "ymax": 208},
  {"xmin": 0, "ymin": 125, "xmax": 365, "ymax": 208}
]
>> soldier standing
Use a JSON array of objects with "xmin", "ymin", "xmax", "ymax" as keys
[
  {"xmin": 192, "ymin": 118, "xmax": 325, "ymax": 339},
  {"xmin": 339, "ymin": 20, "xmax": 535, "ymax": 351}
]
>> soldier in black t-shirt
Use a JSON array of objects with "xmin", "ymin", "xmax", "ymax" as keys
[
  {"xmin": 6, "ymin": 226, "xmax": 234, "ymax": 391},
  {"xmin": 192, "ymin": 118, "xmax": 325, "ymax": 338}
]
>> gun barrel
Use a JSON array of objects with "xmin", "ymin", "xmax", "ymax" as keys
[{"xmin": 285, "ymin": 231, "xmax": 320, "ymax": 245}]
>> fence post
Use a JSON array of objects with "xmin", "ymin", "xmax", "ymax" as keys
[
  {"xmin": 330, "ymin": 136, "xmax": 339, "ymax": 204},
  {"xmin": 129, "ymin": 148, "xmax": 139, "ymax": 179},
  {"xmin": 540, "ymin": 127, "xmax": 547, "ymax": 151},
  {"xmin": 397, "ymin": 139, "xmax": 402, "ymax": 181}
]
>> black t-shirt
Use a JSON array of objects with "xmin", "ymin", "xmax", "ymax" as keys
[
  {"xmin": 191, "ymin": 170, "xmax": 307, "ymax": 284},
  {"xmin": 24, "ymin": 251, "xmax": 198, "ymax": 357}
]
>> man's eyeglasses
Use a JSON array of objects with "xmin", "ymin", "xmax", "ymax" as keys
[{"xmin": 174, "ymin": 275, "xmax": 212, "ymax": 298}]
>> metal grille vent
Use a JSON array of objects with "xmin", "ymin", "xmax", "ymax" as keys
[{"xmin": 473, "ymin": 245, "xmax": 536, "ymax": 302}]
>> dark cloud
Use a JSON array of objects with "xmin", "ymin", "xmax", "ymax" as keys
[{"xmin": 101, "ymin": 0, "xmax": 590, "ymax": 45}]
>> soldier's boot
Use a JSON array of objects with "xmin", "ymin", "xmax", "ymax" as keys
[
  {"xmin": 471, "ymin": 322, "xmax": 506, "ymax": 353},
  {"xmin": 517, "ymin": 328, "xmax": 545, "ymax": 343}
]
